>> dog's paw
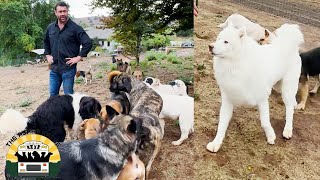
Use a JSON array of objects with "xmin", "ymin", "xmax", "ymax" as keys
[
  {"xmin": 266, "ymin": 131, "xmax": 276, "ymax": 145},
  {"xmin": 282, "ymin": 128, "xmax": 292, "ymax": 139},
  {"xmin": 206, "ymin": 141, "xmax": 221, "ymax": 153},
  {"xmin": 295, "ymin": 103, "xmax": 305, "ymax": 110},
  {"xmin": 172, "ymin": 140, "xmax": 183, "ymax": 146}
]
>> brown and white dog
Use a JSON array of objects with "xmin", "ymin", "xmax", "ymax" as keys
[
  {"xmin": 108, "ymin": 71, "xmax": 163, "ymax": 178},
  {"xmin": 116, "ymin": 59, "xmax": 132, "ymax": 74},
  {"xmin": 75, "ymin": 65, "xmax": 93, "ymax": 85}
]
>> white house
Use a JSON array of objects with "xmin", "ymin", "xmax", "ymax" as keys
[{"xmin": 84, "ymin": 27, "xmax": 116, "ymax": 54}]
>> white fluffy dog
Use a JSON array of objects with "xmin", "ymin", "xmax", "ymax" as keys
[
  {"xmin": 144, "ymin": 77, "xmax": 188, "ymax": 96},
  {"xmin": 218, "ymin": 13, "xmax": 275, "ymax": 44},
  {"xmin": 159, "ymin": 93, "xmax": 194, "ymax": 145},
  {"xmin": 207, "ymin": 23, "xmax": 304, "ymax": 152}
]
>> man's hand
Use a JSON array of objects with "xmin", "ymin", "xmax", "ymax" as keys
[
  {"xmin": 66, "ymin": 56, "xmax": 82, "ymax": 66},
  {"xmin": 194, "ymin": 2, "xmax": 198, "ymax": 17},
  {"xmin": 46, "ymin": 55, "xmax": 54, "ymax": 64}
]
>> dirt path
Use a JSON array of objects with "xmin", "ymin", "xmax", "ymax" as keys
[{"xmin": 194, "ymin": 0, "xmax": 320, "ymax": 179}]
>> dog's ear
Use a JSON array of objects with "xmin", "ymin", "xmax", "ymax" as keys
[
  {"xmin": 265, "ymin": 29, "xmax": 270, "ymax": 38},
  {"xmin": 226, "ymin": 20, "xmax": 234, "ymax": 28},
  {"xmin": 106, "ymin": 105, "xmax": 119, "ymax": 120},
  {"xmin": 239, "ymin": 27, "xmax": 247, "ymax": 38},
  {"xmin": 108, "ymin": 71, "xmax": 122, "ymax": 83},
  {"xmin": 127, "ymin": 118, "xmax": 143, "ymax": 136},
  {"xmin": 79, "ymin": 120, "xmax": 88, "ymax": 130}
]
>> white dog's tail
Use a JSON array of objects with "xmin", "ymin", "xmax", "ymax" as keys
[
  {"xmin": 272, "ymin": 24, "xmax": 304, "ymax": 53},
  {"xmin": 0, "ymin": 109, "xmax": 28, "ymax": 134}
]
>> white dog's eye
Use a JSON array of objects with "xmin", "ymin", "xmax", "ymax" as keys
[{"xmin": 224, "ymin": 41, "xmax": 228, "ymax": 44}]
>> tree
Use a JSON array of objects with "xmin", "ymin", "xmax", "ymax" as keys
[
  {"xmin": 91, "ymin": 0, "xmax": 193, "ymax": 63},
  {"xmin": 0, "ymin": 0, "xmax": 58, "ymax": 60}
]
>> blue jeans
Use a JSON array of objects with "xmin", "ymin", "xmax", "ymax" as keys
[{"xmin": 49, "ymin": 68, "xmax": 76, "ymax": 97}]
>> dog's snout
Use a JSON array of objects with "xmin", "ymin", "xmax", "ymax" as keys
[
  {"xmin": 146, "ymin": 78, "xmax": 153, "ymax": 85},
  {"xmin": 168, "ymin": 81, "xmax": 176, "ymax": 86}
]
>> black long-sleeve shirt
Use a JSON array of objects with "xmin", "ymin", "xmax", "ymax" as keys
[{"xmin": 44, "ymin": 19, "xmax": 92, "ymax": 73}]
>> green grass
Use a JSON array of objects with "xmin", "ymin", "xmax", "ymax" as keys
[
  {"xmin": 19, "ymin": 99, "xmax": 32, "ymax": 107},
  {"xmin": 75, "ymin": 78, "xmax": 83, "ymax": 84},
  {"xmin": 95, "ymin": 71, "xmax": 103, "ymax": 79}
]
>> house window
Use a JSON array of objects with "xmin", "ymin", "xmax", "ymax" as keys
[
  {"xmin": 107, "ymin": 41, "xmax": 110, "ymax": 46},
  {"xmin": 101, "ymin": 41, "xmax": 104, "ymax": 46}
]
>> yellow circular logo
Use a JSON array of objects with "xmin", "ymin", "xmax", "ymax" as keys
[{"xmin": 6, "ymin": 134, "xmax": 60, "ymax": 178}]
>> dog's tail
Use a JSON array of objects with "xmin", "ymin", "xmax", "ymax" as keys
[
  {"xmin": 88, "ymin": 65, "xmax": 92, "ymax": 73},
  {"xmin": 108, "ymin": 71, "xmax": 122, "ymax": 82},
  {"xmin": 272, "ymin": 24, "xmax": 304, "ymax": 53},
  {"xmin": 0, "ymin": 109, "xmax": 28, "ymax": 134}
]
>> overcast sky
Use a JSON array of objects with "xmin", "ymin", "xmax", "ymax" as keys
[{"xmin": 65, "ymin": 0, "xmax": 111, "ymax": 18}]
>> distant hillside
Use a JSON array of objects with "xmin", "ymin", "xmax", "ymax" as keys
[{"xmin": 73, "ymin": 16, "xmax": 103, "ymax": 28}]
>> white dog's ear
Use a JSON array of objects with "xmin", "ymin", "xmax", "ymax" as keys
[
  {"xmin": 218, "ymin": 22, "xmax": 227, "ymax": 29},
  {"xmin": 226, "ymin": 21, "xmax": 234, "ymax": 28},
  {"xmin": 238, "ymin": 27, "xmax": 247, "ymax": 38}
]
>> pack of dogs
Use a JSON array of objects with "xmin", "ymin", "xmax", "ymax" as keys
[
  {"xmin": 207, "ymin": 13, "xmax": 320, "ymax": 152},
  {"xmin": 1, "ymin": 67, "xmax": 194, "ymax": 179}
]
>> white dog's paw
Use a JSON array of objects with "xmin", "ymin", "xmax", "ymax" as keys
[
  {"xmin": 282, "ymin": 128, "xmax": 292, "ymax": 139},
  {"xmin": 266, "ymin": 132, "xmax": 276, "ymax": 145},
  {"xmin": 172, "ymin": 140, "xmax": 183, "ymax": 146},
  {"xmin": 295, "ymin": 103, "xmax": 305, "ymax": 110},
  {"xmin": 206, "ymin": 141, "xmax": 221, "ymax": 153}
]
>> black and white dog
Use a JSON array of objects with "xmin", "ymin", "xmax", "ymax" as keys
[{"xmin": 0, "ymin": 93, "xmax": 101, "ymax": 142}]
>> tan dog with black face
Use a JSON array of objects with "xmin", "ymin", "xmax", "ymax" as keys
[
  {"xmin": 100, "ymin": 91, "xmax": 131, "ymax": 125},
  {"xmin": 108, "ymin": 71, "xmax": 163, "ymax": 179}
]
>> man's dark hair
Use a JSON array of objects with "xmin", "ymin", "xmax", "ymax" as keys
[{"xmin": 55, "ymin": 1, "xmax": 69, "ymax": 10}]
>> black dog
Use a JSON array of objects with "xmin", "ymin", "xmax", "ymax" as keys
[
  {"xmin": 296, "ymin": 47, "xmax": 320, "ymax": 110},
  {"xmin": 0, "ymin": 93, "xmax": 101, "ymax": 142}
]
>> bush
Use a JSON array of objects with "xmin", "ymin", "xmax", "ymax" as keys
[
  {"xmin": 172, "ymin": 58, "xmax": 182, "ymax": 64},
  {"xmin": 167, "ymin": 53, "xmax": 177, "ymax": 63},
  {"xmin": 142, "ymin": 34, "xmax": 171, "ymax": 50},
  {"xmin": 176, "ymin": 29, "xmax": 193, "ymax": 37},
  {"xmin": 145, "ymin": 51, "xmax": 166, "ymax": 61}
]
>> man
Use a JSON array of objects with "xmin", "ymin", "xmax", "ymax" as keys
[{"xmin": 44, "ymin": 1, "xmax": 92, "ymax": 96}]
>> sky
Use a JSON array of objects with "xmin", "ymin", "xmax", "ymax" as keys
[{"xmin": 64, "ymin": 0, "xmax": 111, "ymax": 18}]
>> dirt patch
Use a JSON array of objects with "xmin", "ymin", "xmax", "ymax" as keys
[{"xmin": 194, "ymin": 0, "xmax": 320, "ymax": 179}]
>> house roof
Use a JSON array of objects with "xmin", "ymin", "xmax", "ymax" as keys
[{"xmin": 84, "ymin": 27, "xmax": 114, "ymax": 40}]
